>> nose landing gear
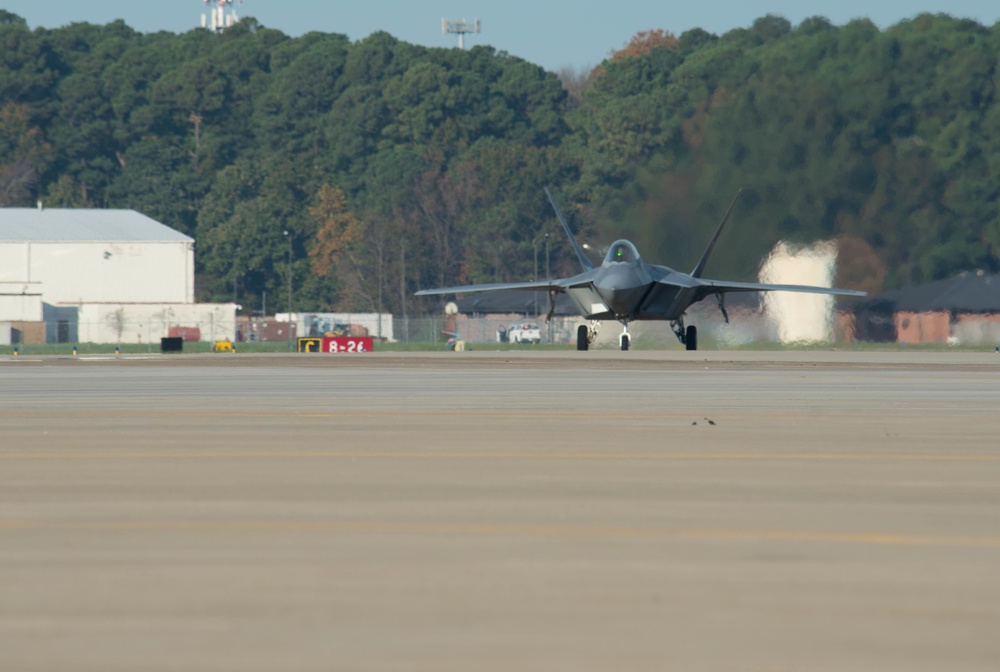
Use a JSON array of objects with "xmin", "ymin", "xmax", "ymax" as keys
[{"xmin": 575, "ymin": 321, "xmax": 635, "ymax": 351}]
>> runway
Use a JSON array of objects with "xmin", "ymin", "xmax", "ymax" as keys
[{"xmin": 2, "ymin": 351, "xmax": 999, "ymax": 671}]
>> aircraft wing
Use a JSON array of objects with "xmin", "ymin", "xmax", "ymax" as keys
[
  {"xmin": 415, "ymin": 280, "xmax": 562, "ymax": 296},
  {"xmin": 695, "ymin": 279, "xmax": 867, "ymax": 298}
]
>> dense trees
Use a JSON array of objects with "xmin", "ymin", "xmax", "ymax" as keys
[
  {"xmin": 2, "ymin": 11, "xmax": 1000, "ymax": 311},
  {"xmin": 569, "ymin": 13, "xmax": 1000, "ymax": 288}
]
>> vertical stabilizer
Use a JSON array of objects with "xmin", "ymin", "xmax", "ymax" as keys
[
  {"xmin": 545, "ymin": 188, "xmax": 594, "ymax": 271},
  {"xmin": 691, "ymin": 189, "xmax": 742, "ymax": 278}
]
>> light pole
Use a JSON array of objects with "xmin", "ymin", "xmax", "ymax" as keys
[
  {"xmin": 532, "ymin": 237, "xmax": 540, "ymax": 317},
  {"xmin": 399, "ymin": 238, "xmax": 408, "ymax": 340},
  {"xmin": 493, "ymin": 243, "xmax": 503, "ymax": 284},
  {"xmin": 544, "ymin": 233, "xmax": 551, "ymax": 342},
  {"xmin": 232, "ymin": 246, "xmax": 240, "ymax": 306},
  {"xmin": 284, "ymin": 230, "xmax": 293, "ymax": 351},
  {"xmin": 544, "ymin": 233, "xmax": 550, "ymax": 279}
]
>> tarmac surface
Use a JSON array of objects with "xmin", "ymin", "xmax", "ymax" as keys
[{"xmin": 2, "ymin": 349, "xmax": 1000, "ymax": 671}]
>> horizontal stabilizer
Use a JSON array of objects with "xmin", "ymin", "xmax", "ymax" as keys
[{"xmin": 698, "ymin": 278, "xmax": 867, "ymax": 297}]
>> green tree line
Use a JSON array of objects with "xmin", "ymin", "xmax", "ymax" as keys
[{"xmin": 2, "ymin": 10, "xmax": 998, "ymax": 313}]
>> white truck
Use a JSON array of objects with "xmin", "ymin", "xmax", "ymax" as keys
[{"xmin": 500, "ymin": 322, "xmax": 541, "ymax": 344}]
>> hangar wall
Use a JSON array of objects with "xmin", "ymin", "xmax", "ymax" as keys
[
  {"xmin": 0, "ymin": 285, "xmax": 42, "ymax": 322},
  {"xmin": 76, "ymin": 303, "xmax": 236, "ymax": 344},
  {"xmin": 0, "ymin": 240, "xmax": 193, "ymax": 304},
  {"xmin": 1, "ymin": 208, "xmax": 227, "ymax": 344}
]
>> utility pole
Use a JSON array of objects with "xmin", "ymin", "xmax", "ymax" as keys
[
  {"xmin": 544, "ymin": 233, "xmax": 551, "ymax": 343},
  {"xmin": 232, "ymin": 246, "xmax": 239, "ymax": 307},
  {"xmin": 544, "ymin": 233, "xmax": 550, "ymax": 279},
  {"xmin": 399, "ymin": 238, "xmax": 407, "ymax": 320},
  {"xmin": 376, "ymin": 238, "xmax": 384, "ymax": 341},
  {"xmin": 399, "ymin": 238, "xmax": 408, "ymax": 342},
  {"xmin": 493, "ymin": 243, "xmax": 504, "ymax": 283},
  {"xmin": 532, "ymin": 237, "xmax": 541, "ymax": 318},
  {"xmin": 284, "ymin": 230, "xmax": 293, "ymax": 351}
]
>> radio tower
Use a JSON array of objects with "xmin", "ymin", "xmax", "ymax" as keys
[
  {"xmin": 441, "ymin": 17, "xmax": 481, "ymax": 49},
  {"xmin": 202, "ymin": 0, "xmax": 242, "ymax": 32}
]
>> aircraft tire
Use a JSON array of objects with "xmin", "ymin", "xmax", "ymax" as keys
[
  {"xmin": 621, "ymin": 334, "xmax": 630, "ymax": 351},
  {"xmin": 685, "ymin": 325, "xmax": 698, "ymax": 351},
  {"xmin": 576, "ymin": 325, "xmax": 589, "ymax": 351}
]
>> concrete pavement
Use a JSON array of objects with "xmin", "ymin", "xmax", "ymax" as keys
[{"xmin": 2, "ymin": 351, "xmax": 999, "ymax": 671}]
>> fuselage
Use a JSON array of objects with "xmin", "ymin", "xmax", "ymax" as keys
[
  {"xmin": 561, "ymin": 239, "xmax": 694, "ymax": 323},
  {"xmin": 594, "ymin": 263, "xmax": 651, "ymax": 318}
]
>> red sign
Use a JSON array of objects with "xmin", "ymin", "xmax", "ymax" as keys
[{"xmin": 321, "ymin": 337, "xmax": 373, "ymax": 353}]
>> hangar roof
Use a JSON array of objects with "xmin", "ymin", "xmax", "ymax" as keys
[
  {"xmin": 867, "ymin": 271, "xmax": 1000, "ymax": 313},
  {"xmin": 0, "ymin": 208, "xmax": 193, "ymax": 243}
]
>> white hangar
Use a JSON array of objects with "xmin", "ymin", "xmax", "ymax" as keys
[{"xmin": 0, "ymin": 207, "xmax": 234, "ymax": 344}]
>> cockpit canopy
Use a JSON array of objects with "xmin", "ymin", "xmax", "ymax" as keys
[{"xmin": 604, "ymin": 240, "xmax": 641, "ymax": 264}]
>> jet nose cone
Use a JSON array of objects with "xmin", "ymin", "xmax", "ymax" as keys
[
  {"xmin": 605, "ymin": 289, "xmax": 645, "ymax": 316},
  {"xmin": 595, "ymin": 267, "xmax": 648, "ymax": 318}
]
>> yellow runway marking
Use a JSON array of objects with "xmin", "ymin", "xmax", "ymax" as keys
[
  {"xmin": 1, "ymin": 450, "xmax": 998, "ymax": 461},
  {"xmin": 1, "ymin": 519, "xmax": 999, "ymax": 548}
]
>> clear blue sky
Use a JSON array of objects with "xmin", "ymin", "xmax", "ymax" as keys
[{"xmin": 3, "ymin": 1, "xmax": 999, "ymax": 72}]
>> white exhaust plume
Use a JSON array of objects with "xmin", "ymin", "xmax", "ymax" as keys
[{"xmin": 759, "ymin": 241, "xmax": 837, "ymax": 343}]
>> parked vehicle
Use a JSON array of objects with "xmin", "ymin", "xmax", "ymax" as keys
[{"xmin": 504, "ymin": 322, "xmax": 541, "ymax": 344}]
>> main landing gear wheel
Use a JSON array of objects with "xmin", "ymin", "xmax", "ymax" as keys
[
  {"xmin": 685, "ymin": 325, "xmax": 698, "ymax": 351},
  {"xmin": 620, "ymin": 334, "xmax": 630, "ymax": 351},
  {"xmin": 576, "ymin": 324, "xmax": 589, "ymax": 351}
]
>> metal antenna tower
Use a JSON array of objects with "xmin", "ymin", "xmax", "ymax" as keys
[
  {"xmin": 441, "ymin": 17, "xmax": 481, "ymax": 49},
  {"xmin": 202, "ymin": 0, "xmax": 242, "ymax": 32}
]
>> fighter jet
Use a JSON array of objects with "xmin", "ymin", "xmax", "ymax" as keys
[{"xmin": 415, "ymin": 189, "xmax": 867, "ymax": 351}]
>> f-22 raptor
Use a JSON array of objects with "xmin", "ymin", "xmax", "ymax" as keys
[{"xmin": 416, "ymin": 189, "xmax": 867, "ymax": 351}]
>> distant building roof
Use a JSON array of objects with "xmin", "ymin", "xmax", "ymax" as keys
[
  {"xmin": 869, "ymin": 271, "xmax": 1000, "ymax": 313},
  {"xmin": 0, "ymin": 208, "xmax": 193, "ymax": 243}
]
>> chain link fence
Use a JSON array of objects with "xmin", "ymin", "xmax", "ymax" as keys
[
  {"xmin": 16, "ymin": 307, "xmax": 984, "ymax": 351},
  {"xmin": 2, "ymin": 315, "xmax": 583, "ymax": 350}
]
